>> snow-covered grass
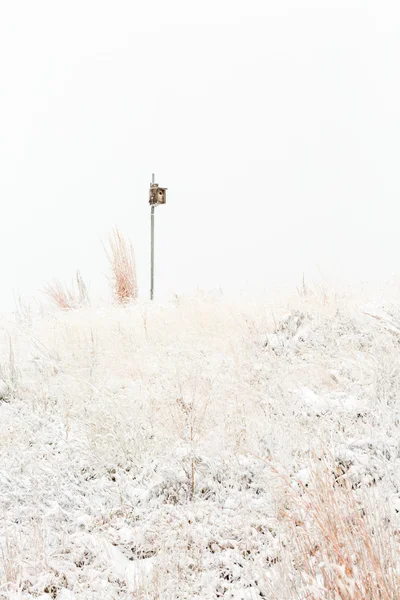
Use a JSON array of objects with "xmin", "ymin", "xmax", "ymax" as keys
[{"xmin": 1, "ymin": 289, "xmax": 400, "ymax": 599}]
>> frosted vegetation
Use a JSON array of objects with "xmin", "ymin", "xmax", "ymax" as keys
[{"xmin": 2, "ymin": 289, "xmax": 400, "ymax": 599}]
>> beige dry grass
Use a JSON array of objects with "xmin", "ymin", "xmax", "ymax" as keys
[
  {"xmin": 282, "ymin": 463, "xmax": 400, "ymax": 599},
  {"xmin": 106, "ymin": 227, "xmax": 138, "ymax": 304},
  {"xmin": 44, "ymin": 271, "xmax": 89, "ymax": 310}
]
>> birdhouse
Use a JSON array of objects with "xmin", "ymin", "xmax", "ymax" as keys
[{"xmin": 149, "ymin": 183, "xmax": 167, "ymax": 206}]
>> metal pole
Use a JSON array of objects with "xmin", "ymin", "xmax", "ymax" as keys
[{"xmin": 150, "ymin": 173, "xmax": 155, "ymax": 300}]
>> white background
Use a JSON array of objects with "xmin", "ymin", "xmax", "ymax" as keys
[{"xmin": 1, "ymin": 0, "xmax": 400, "ymax": 310}]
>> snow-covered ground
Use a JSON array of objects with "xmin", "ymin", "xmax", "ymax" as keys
[{"xmin": 2, "ymin": 290, "xmax": 400, "ymax": 599}]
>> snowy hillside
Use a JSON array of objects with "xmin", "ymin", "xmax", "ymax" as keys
[{"xmin": 1, "ymin": 291, "xmax": 400, "ymax": 599}]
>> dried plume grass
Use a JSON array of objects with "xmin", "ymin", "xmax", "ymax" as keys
[
  {"xmin": 44, "ymin": 271, "xmax": 89, "ymax": 310},
  {"xmin": 106, "ymin": 227, "xmax": 138, "ymax": 304}
]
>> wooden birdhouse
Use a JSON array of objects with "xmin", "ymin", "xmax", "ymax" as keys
[{"xmin": 149, "ymin": 183, "xmax": 167, "ymax": 206}]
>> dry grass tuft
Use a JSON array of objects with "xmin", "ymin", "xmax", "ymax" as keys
[
  {"xmin": 282, "ymin": 463, "xmax": 400, "ymax": 600},
  {"xmin": 106, "ymin": 227, "xmax": 138, "ymax": 304},
  {"xmin": 44, "ymin": 271, "xmax": 89, "ymax": 310}
]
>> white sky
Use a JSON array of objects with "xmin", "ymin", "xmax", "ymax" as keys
[{"xmin": 1, "ymin": 0, "xmax": 400, "ymax": 311}]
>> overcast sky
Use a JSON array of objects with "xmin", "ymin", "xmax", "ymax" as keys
[{"xmin": 1, "ymin": 0, "xmax": 400, "ymax": 311}]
